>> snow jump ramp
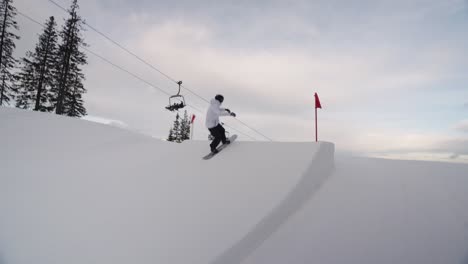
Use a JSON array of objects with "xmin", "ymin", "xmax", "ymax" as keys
[
  {"xmin": 4, "ymin": 107, "xmax": 467, "ymax": 264},
  {"xmin": 0, "ymin": 107, "xmax": 335, "ymax": 264}
]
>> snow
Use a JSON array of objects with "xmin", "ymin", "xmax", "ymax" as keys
[
  {"xmin": 81, "ymin": 115, "xmax": 129, "ymax": 129},
  {"xmin": 1, "ymin": 107, "xmax": 468, "ymax": 264},
  {"xmin": 244, "ymin": 156, "xmax": 468, "ymax": 264}
]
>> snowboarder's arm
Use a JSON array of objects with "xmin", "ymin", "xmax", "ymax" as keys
[
  {"xmin": 224, "ymin": 108, "xmax": 236, "ymax": 117},
  {"xmin": 217, "ymin": 107, "xmax": 231, "ymax": 116},
  {"xmin": 210, "ymin": 104, "xmax": 233, "ymax": 117}
]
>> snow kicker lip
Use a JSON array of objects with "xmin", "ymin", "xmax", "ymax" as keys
[{"xmin": 209, "ymin": 142, "xmax": 335, "ymax": 264}]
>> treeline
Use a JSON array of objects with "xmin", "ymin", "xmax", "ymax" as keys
[
  {"xmin": 0, "ymin": 0, "xmax": 88, "ymax": 117},
  {"xmin": 168, "ymin": 110, "xmax": 192, "ymax": 143}
]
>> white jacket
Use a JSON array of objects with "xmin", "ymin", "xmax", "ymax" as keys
[{"xmin": 206, "ymin": 98, "xmax": 230, "ymax": 129}]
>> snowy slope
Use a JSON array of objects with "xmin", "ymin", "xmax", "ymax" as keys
[
  {"xmin": 1, "ymin": 107, "xmax": 468, "ymax": 264},
  {"xmin": 0, "ymin": 107, "xmax": 333, "ymax": 264},
  {"xmin": 244, "ymin": 156, "xmax": 468, "ymax": 264}
]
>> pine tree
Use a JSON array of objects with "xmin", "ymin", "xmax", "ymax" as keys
[
  {"xmin": 15, "ymin": 16, "xmax": 58, "ymax": 111},
  {"xmin": 167, "ymin": 113, "xmax": 181, "ymax": 143},
  {"xmin": 63, "ymin": 72, "xmax": 86, "ymax": 117},
  {"xmin": 180, "ymin": 110, "xmax": 191, "ymax": 141},
  {"xmin": 172, "ymin": 113, "xmax": 181, "ymax": 142},
  {"xmin": 167, "ymin": 127, "xmax": 175, "ymax": 142},
  {"xmin": 14, "ymin": 61, "xmax": 34, "ymax": 109},
  {"xmin": 168, "ymin": 111, "xmax": 192, "ymax": 143},
  {"xmin": 53, "ymin": 0, "xmax": 87, "ymax": 116},
  {"xmin": 0, "ymin": 0, "xmax": 19, "ymax": 106}
]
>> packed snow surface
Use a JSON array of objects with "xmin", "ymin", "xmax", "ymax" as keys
[{"xmin": 1, "ymin": 107, "xmax": 467, "ymax": 264}]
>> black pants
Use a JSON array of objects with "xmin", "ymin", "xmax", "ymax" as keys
[{"xmin": 209, "ymin": 124, "xmax": 227, "ymax": 151}]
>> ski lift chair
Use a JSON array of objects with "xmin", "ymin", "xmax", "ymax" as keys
[{"xmin": 165, "ymin": 81, "xmax": 186, "ymax": 111}]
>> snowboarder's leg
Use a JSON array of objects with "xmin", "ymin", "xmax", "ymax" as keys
[
  {"xmin": 219, "ymin": 125, "xmax": 228, "ymax": 144},
  {"xmin": 210, "ymin": 136, "xmax": 221, "ymax": 151},
  {"xmin": 209, "ymin": 125, "xmax": 223, "ymax": 151}
]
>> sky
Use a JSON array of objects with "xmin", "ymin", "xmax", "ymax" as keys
[{"xmin": 12, "ymin": 0, "xmax": 468, "ymax": 162}]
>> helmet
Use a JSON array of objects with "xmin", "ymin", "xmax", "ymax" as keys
[{"xmin": 215, "ymin": 94, "xmax": 224, "ymax": 103}]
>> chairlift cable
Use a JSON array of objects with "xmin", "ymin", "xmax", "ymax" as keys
[
  {"xmin": 47, "ymin": 0, "xmax": 273, "ymax": 141},
  {"xmin": 25, "ymin": 5, "xmax": 262, "ymax": 141}
]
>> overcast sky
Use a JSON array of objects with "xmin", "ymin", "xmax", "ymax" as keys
[{"xmin": 13, "ymin": 0, "xmax": 468, "ymax": 162}]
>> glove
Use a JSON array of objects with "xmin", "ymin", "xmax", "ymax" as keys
[
  {"xmin": 224, "ymin": 108, "xmax": 231, "ymax": 113},
  {"xmin": 230, "ymin": 112, "xmax": 236, "ymax": 117}
]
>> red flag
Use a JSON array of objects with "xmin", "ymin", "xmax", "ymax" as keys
[
  {"xmin": 314, "ymin": 93, "xmax": 322, "ymax": 109},
  {"xmin": 191, "ymin": 114, "xmax": 196, "ymax": 124}
]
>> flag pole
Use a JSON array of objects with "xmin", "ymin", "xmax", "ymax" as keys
[
  {"xmin": 190, "ymin": 114, "xmax": 196, "ymax": 140},
  {"xmin": 191, "ymin": 121, "xmax": 194, "ymax": 140},
  {"xmin": 315, "ymin": 107, "xmax": 318, "ymax": 142},
  {"xmin": 314, "ymin": 92, "xmax": 321, "ymax": 143}
]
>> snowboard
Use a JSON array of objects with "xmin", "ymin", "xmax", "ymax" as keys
[{"xmin": 203, "ymin": 134, "xmax": 238, "ymax": 160}]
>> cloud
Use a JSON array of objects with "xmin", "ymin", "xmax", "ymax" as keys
[
  {"xmin": 129, "ymin": 19, "xmax": 456, "ymax": 115},
  {"xmin": 455, "ymin": 120, "xmax": 468, "ymax": 133},
  {"xmin": 434, "ymin": 138, "xmax": 468, "ymax": 155},
  {"xmin": 364, "ymin": 134, "xmax": 468, "ymax": 164},
  {"xmin": 323, "ymin": 120, "xmax": 468, "ymax": 161},
  {"xmin": 374, "ymin": 152, "xmax": 468, "ymax": 164}
]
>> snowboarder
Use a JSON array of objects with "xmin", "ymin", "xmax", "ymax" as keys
[{"xmin": 206, "ymin": 94, "xmax": 236, "ymax": 154}]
